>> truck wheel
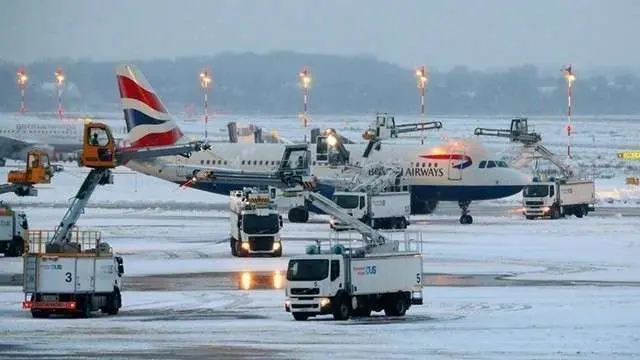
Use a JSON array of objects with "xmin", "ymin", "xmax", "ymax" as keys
[
  {"xmin": 575, "ymin": 207, "xmax": 584, "ymax": 218},
  {"xmin": 230, "ymin": 239, "xmax": 237, "ymax": 256},
  {"xmin": 78, "ymin": 296, "xmax": 91, "ymax": 318},
  {"xmin": 332, "ymin": 295, "xmax": 351, "ymax": 321},
  {"xmin": 384, "ymin": 294, "xmax": 407, "ymax": 317},
  {"xmin": 105, "ymin": 289, "xmax": 121, "ymax": 315},
  {"xmin": 292, "ymin": 312, "xmax": 309, "ymax": 321},
  {"xmin": 6, "ymin": 237, "xmax": 24, "ymax": 257},
  {"xmin": 551, "ymin": 207, "xmax": 561, "ymax": 219}
]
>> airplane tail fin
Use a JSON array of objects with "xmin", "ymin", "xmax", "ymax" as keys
[{"xmin": 116, "ymin": 64, "xmax": 184, "ymax": 147}]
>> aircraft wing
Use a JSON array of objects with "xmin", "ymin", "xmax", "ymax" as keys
[{"xmin": 0, "ymin": 136, "xmax": 30, "ymax": 160}]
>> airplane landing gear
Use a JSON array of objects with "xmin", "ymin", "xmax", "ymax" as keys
[{"xmin": 458, "ymin": 200, "xmax": 473, "ymax": 224}]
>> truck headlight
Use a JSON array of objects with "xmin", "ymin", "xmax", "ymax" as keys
[
  {"xmin": 241, "ymin": 242, "xmax": 250, "ymax": 250},
  {"xmin": 272, "ymin": 242, "xmax": 281, "ymax": 251},
  {"xmin": 284, "ymin": 299, "xmax": 291, "ymax": 311},
  {"xmin": 319, "ymin": 298, "xmax": 330, "ymax": 307},
  {"xmin": 543, "ymin": 206, "xmax": 550, "ymax": 213}
]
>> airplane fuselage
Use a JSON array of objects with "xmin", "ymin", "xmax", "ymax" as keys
[{"xmin": 126, "ymin": 138, "xmax": 529, "ymax": 205}]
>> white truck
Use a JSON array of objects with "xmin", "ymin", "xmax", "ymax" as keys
[
  {"xmin": 330, "ymin": 191, "xmax": 410, "ymax": 230},
  {"xmin": 22, "ymin": 230, "xmax": 124, "ymax": 318},
  {"xmin": 283, "ymin": 189, "xmax": 424, "ymax": 321},
  {"xmin": 229, "ymin": 187, "xmax": 283, "ymax": 257},
  {"xmin": 285, "ymin": 242, "xmax": 423, "ymax": 321},
  {"xmin": 0, "ymin": 203, "xmax": 28, "ymax": 257},
  {"xmin": 522, "ymin": 177, "xmax": 596, "ymax": 219}
]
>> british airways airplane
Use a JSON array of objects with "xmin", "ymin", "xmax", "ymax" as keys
[{"xmin": 116, "ymin": 64, "xmax": 529, "ymax": 224}]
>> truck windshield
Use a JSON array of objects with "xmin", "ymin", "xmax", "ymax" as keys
[
  {"xmin": 286, "ymin": 259, "xmax": 329, "ymax": 281},
  {"xmin": 242, "ymin": 214, "xmax": 279, "ymax": 234},
  {"xmin": 333, "ymin": 195, "xmax": 359, "ymax": 209},
  {"xmin": 523, "ymin": 184, "xmax": 549, "ymax": 197}
]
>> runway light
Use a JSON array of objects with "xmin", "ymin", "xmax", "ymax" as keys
[{"xmin": 241, "ymin": 272, "xmax": 252, "ymax": 290}]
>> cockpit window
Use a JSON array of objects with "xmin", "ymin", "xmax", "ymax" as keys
[
  {"xmin": 487, "ymin": 160, "xmax": 496, "ymax": 168},
  {"xmin": 479, "ymin": 160, "xmax": 487, "ymax": 169},
  {"xmin": 497, "ymin": 161, "xmax": 508, "ymax": 168}
]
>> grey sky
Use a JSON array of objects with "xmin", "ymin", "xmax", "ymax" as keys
[{"xmin": 2, "ymin": 0, "xmax": 638, "ymax": 70}]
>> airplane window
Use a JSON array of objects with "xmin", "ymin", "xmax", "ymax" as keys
[
  {"xmin": 487, "ymin": 160, "xmax": 496, "ymax": 168},
  {"xmin": 428, "ymin": 163, "xmax": 432, "ymax": 168},
  {"xmin": 241, "ymin": 160, "xmax": 245, "ymax": 165},
  {"xmin": 259, "ymin": 160, "xmax": 263, "ymax": 165},
  {"xmin": 312, "ymin": 161, "xmax": 316, "ymax": 166},
  {"xmin": 218, "ymin": 160, "xmax": 222, "ymax": 164},
  {"xmin": 271, "ymin": 161, "xmax": 275, "ymax": 165},
  {"xmin": 498, "ymin": 161, "xmax": 508, "ymax": 168},
  {"xmin": 253, "ymin": 160, "xmax": 257, "ymax": 165},
  {"xmin": 206, "ymin": 160, "xmax": 210, "ymax": 165},
  {"xmin": 422, "ymin": 162, "xmax": 425, "ymax": 167},
  {"xmin": 276, "ymin": 161, "xmax": 280, "ymax": 165},
  {"xmin": 224, "ymin": 161, "xmax": 228, "ymax": 165},
  {"xmin": 434, "ymin": 163, "xmax": 438, "ymax": 167},
  {"xmin": 479, "ymin": 160, "xmax": 487, "ymax": 169},
  {"xmin": 200, "ymin": 160, "xmax": 204, "ymax": 165}
]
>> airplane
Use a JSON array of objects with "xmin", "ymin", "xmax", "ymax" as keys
[{"xmin": 116, "ymin": 64, "xmax": 530, "ymax": 224}]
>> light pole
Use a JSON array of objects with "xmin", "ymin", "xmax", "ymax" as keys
[
  {"xmin": 199, "ymin": 68, "xmax": 212, "ymax": 140},
  {"xmin": 54, "ymin": 67, "xmax": 65, "ymax": 121},
  {"xmin": 415, "ymin": 65, "xmax": 429, "ymax": 144},
  {"xmin": 562, "ymin": 64, "xmax": 576, "ymax": 159},
  {"xmin": 16, "ymin": 68, "xmax": 28, "ymax": 114},
  {"xmin": 299, "ymin": 67, "xmax": 312, "ymax": 142}
]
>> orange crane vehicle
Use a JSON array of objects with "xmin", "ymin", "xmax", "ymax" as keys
[{"xmin": 1, "ymin": 150, "xmax": 54, "ymax": 197}]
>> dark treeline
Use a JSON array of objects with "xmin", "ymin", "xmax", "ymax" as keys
[{"xmin": 0, "ymin": 52, "xmax": 638, "ymax": 115}]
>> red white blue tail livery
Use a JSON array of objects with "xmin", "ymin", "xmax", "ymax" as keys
[{"xmin": 117, "ymin": 64, "xmax": 183, "ymax": 147}]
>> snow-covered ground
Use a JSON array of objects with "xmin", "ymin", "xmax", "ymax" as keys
[{"xmin": 0, "ymin": 202, "xmax": 639, "ymax": 358}]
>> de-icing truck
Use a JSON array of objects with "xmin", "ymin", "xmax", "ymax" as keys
[
  {"xmin": 229, "ymin": 187, "xmax": 283, "ymax": 257},
  {"xmin": 522, "ymin": 177, "xmax": 595, "ymax": 219}
]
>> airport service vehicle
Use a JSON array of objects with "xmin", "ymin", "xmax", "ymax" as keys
[
  {"xmin": 522, "ymin": 177, "xmax": 595, "ymax": 219},
  {"xmin": 23, "ymin": 121, "xmax": 209, "ymax": 318},
  {"xmin": 229, "ymin": 187, "xmax": 283, "ymax": 257},
  {"xmin": 330, "ymin": 191, "xmax": 410, "ymax": 230},
  {"xmin": 0, "ymin": 151, "xmax": 53, "ymax": 257},
  {"xmin": 0, "ymin": 150, "xmax": 53, "ymax": 197},
  {"xmin": 284, "ymin": 189, "xmax": 424, "ymax": 321},
  {"xmin": 0, "ymin": 204, "xmax": 28, "ymax": 257}
]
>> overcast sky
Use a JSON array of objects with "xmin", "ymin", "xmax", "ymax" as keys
[{"xmin": 2, "ymin": 0, "xmax": 638, "ymax": 70}]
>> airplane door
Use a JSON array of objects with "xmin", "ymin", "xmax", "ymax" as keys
[{"xmin": 447, "ymin": 154, "xmax": 463, "ymax": 181}]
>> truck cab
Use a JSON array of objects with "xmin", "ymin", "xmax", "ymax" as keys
[{"xmin": 284, "ymin": 252, "xmax": 345, "ymax": 320}]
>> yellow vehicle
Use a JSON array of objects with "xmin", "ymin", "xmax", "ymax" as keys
[{"xmin": 7, "ymin": 151, "xmax": 53, "ymax": 186}]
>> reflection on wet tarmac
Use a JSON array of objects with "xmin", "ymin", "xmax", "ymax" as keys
[{"xmin": 119, "ymin": 271, "xmax": 640, "ymax": 292}]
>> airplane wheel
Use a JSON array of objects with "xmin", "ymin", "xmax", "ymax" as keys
[{"xmin": 459, "ymin": 215, "xmax": 473, "ymax": 224}]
